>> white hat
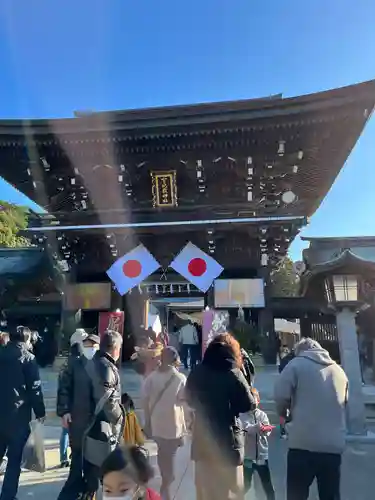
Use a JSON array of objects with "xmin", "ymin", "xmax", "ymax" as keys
[{"xmin": 70, "ymin": 328, "xmax": 88, "ymax": 346}]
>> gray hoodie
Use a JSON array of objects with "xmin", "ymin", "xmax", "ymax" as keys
[{"xmin": 274, "ymin": 346, "xmax": 348, "ymax": 454}]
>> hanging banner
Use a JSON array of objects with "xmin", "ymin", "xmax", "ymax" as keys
[
  {"xmin": 151, "ymin": 171, "xmax": 178, "ymax": 207},
  {"xmin": 98, "ymin": 311, "xmax": 125, "ymax": 338},
  {"xmin": 202, "ymin": 309, "xmax": 229, "ymax": 356}
]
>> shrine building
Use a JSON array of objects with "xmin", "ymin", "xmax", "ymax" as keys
[{"xmin": 0, "ymin": 80, "xmax": 374, "ymax": 362}]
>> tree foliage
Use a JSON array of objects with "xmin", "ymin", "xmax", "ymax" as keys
[
  {"xmin": 0, "ymin": 201, "xmax": 31, "ymax": 248},
  {"xmin": 271, "ymin": 256, "xmax": 299, "ymax": 297},
  {"xmin": 232, "ymin": 318, "xmax": 257, "ymax": 350}
]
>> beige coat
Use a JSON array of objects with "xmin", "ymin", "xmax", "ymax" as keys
[{"xmin": 142, "ymin": 366, "xmax": 187, "ymax": 440}]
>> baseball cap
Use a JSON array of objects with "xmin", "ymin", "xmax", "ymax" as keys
[{"xmin": 85, "ymin": 333, "xmax": 100, "ymax": 345}]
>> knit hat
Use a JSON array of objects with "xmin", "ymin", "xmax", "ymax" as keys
[
  {"xmin": 70, "ymin": 328, "xmax": 88, "ymax": 346},
  {"xmin": 161, "ymin": 346, "xmax": 180, "ymax": 366}
]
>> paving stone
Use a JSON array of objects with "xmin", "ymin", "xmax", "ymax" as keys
[{"xmin": 12, "ymin": 366, "xmax": 373, "ymax": 498}]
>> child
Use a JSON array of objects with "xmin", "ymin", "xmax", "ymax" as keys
[
  {"xmin": 240, "ymin": 388, "xmax": 275, "ymax": 500},
  {"xmin": 100, "ymin": 445, "xmax": 160, "ymax": 500},
  {"xmin": 122, "ymin": 393, "xmax": 145, "ymax": 446}
]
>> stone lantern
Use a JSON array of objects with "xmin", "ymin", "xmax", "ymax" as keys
[
  {"xmin": 301, "ymin": 247, "xmax": 375, "ymax": 437},
  {"xmin": 324, "ymin": 272, "xmax": 367, "ymax": 435}
]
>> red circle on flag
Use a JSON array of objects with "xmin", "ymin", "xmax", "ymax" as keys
[
  {"xmin": 188, "ymin": 257, "xmax": 207, "ymax": 277},
  {"xmin": 123, "ymin": 259, "xmax": 142, "ymax": 278}
]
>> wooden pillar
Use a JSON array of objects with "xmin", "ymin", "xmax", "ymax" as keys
[
  {"xmin": 204, "ymin": 286, "xmax": 215, "ymax": 309},
  {"xmin": 300, "ymin": 315, "xmax": 312, "ymax": 338},
  {"xmin": 110, "ymin": 286, "xmax": 123, "ymax": 311},
  {"xmin": 123, "ymin": 289, "xmax": 147, "ymax": 359},
  {"xmin": 144, "ymin": 299, "xmax": 150, "ymax": 328},
  {"xmin": 60, "ymin": 308, "xmax": 80, "ymax": 352}
]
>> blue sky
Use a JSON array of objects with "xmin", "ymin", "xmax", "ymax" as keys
[{"xmin": 0, "ymin": 0, "xmax": 375, "ymax": 260}]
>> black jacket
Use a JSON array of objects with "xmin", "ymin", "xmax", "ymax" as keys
[
  {"xmin": 279, "ymin": 350, "xmax": 295, "ymax": 373},
  {"xmin": 57, "ymin": 350, "xmax": 122, "ymax": 449},
  {"xmin": 0, "ymin": 341, "xmax": 45, "ymax": 430},
  {"xmin": 241, "ymin": 348, "xmax": 255, "ymax": 386},
  {"xmin": 57, "ymin": 352, "xmax": 93, "ymax": 448},
  {"xmin": 186, "ymin": 342, "xmax": 255, "ymax": 466},
  {"xmin": 88, "ymin": 351, "xmax": 122, "ymax": 426},
  {"xmin": 88, "ymin": 351, "xmax": 124, "ymax": 448}
]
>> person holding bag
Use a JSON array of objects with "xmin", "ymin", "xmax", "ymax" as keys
[
  {"xmin": 82, "ymin": 330, "xmax": 124, "ymax": 499},
  {"xmin": 57, "ymin": 330, "xmax": 123, "ymax": 500},
  {"xmin": 142, "ymin": 347, "xmax": 187, "ymax": 500},
  {"xmin": 57, "ymin": 332, "xmax": 100, "ymax": 500}
]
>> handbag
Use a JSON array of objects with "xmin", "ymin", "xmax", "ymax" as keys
[
  {"xmin": 22, "ymin": 420, "xmax": 46, "ymax": 473},
  {"xmin": 143, "ymin": 374, "xmax": 175, "ymax": 439},
  {"xmin": 83, "ymin": 365, "xmax": 125, "ymax": 468}
]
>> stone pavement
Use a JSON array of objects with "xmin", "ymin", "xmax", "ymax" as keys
[
  {"xmin": 9, "ymin": 427, "xmax": 375, "ymax": 500},
  {"xmin": 5, "ymin": 365, "xmax": 375, "ymax": 499}
]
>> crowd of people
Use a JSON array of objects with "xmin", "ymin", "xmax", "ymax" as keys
[{"xmin": 0, "ymin": 320, "xmax": 350, "ymax": 500}]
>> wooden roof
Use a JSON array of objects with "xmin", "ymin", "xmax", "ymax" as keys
[
  {"xmin": 1, "ymin": 80, "xmax": 375, "ymax": 276},
  {"xmin": 0, "ymin": 80, "xmax": 374, "ymax": 225},
  {"xmin": 0, "ymin": 80, "xmax": 373, "ymax": 135}
]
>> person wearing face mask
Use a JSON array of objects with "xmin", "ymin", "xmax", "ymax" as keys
[
  {"xmin": 83, "ymin": 330, "xmax": 125, "ymax": 498},
  {"xmin": 82, "ymin": 336, "xmax": 101, "ymax": 360},
  {"xmin": 57, "ymin": 329, "xmax": 89, "ymax": 469},
  {"xmin": 56, "ymin": 330, "xmax": 101, "ymax": 500},
  {"xmin": 100, "ymin": 446, "xmax": 160, "ymax": 500}
]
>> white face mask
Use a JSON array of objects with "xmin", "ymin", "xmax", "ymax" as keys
[
  {"xmin": 103, "ymin": 489, "xmax": 137, "ymax": 500},
  {"xmin": 82, "ymin": 346, "xmax": 98, "ymax": 360}
]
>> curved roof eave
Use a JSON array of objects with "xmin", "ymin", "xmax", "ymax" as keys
[
  {"xmin": 300, "ymin": 249, "xmax": 375, "ymax": 295},
  {"xmin": 0, "ymin": 247, "xmax": 46, "ymax": 278},
  {"xmin": 0, "ymin": 80, "xmax": 374, "ymax": 136}
]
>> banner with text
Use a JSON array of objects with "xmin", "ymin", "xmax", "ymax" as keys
[
  {"xmin": 202, "ymin": 309, "xmax": 229, "ymax": 356},
  {"xmin": 98, "ymin": 311, "xmax": 125, "ymax": 338}
]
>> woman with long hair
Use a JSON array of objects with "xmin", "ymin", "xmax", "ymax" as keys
[{"xmin": 186, "ymin": 333, "xmax": 255, "ymax": 500}]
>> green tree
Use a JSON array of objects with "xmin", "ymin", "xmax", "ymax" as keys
[
  {"xmin": 271, "ymin": 256, "xmax": 299, "ymax": 297},
  {"xmin": 232, "ymin": 318, "xmax": 259, "ymax": 352},
  {"xmin": 0, "ymin": 201, "xmax": 31, "ymax": 248}
]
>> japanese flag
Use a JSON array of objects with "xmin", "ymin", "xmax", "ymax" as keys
[
  {"xmin": 170, "ymin": 242, "xmax": 224, "ymax": 292},
  {"xmin": 106, "ymin": 244, "xmax": 160, "ymax": 295}
]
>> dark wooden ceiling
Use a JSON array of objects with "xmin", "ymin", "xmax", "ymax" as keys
[{"xmin": 27, "ymin": 217, "xmax": 304, "ymax": 277}]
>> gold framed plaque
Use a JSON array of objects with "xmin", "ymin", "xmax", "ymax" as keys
[{"xmin": 151, "ymin": 171, "xmax": 178, "ymax": 207}]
